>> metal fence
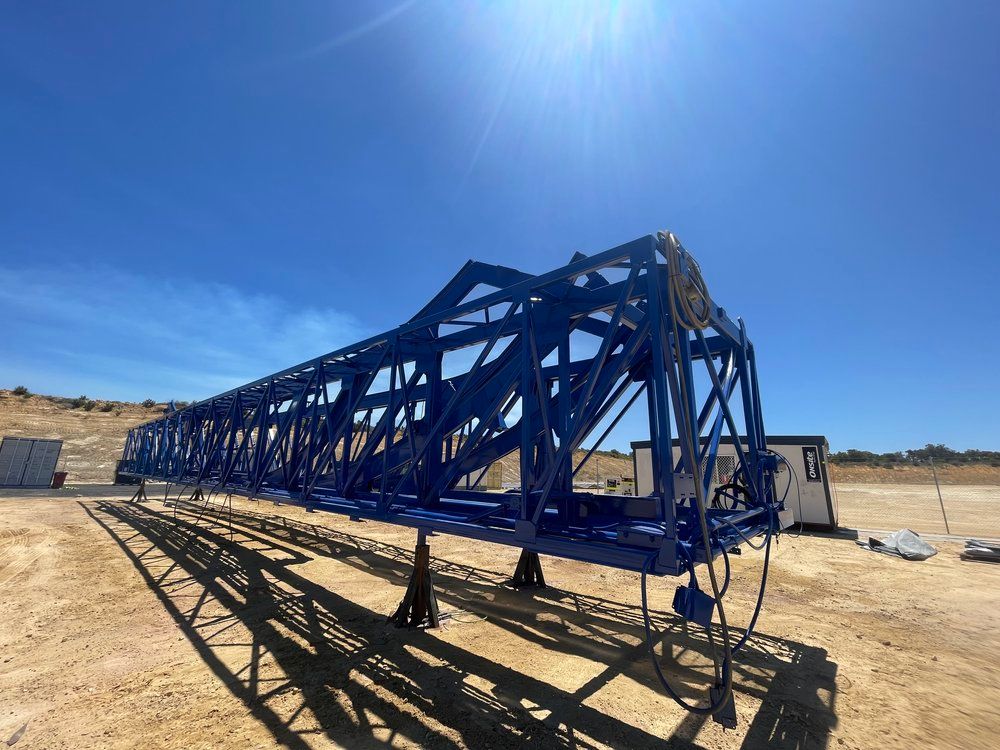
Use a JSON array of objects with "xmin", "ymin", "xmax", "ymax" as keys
[{"xmin": 830, "ymin": 458, "xmax": 1000, "ymax": 539}]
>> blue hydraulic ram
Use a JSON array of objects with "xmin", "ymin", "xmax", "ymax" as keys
[{"xmin": 119, "ymin": 231, "xmax": 791, "ymax": 726}]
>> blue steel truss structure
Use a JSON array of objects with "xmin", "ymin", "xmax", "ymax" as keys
[
  {"xmin": 120, "ymin": 231, "xmax": 782, "ymax": 576},
  {"xmin": 119, "ymin": 231, "xmax": 786, "ymax": 721}
]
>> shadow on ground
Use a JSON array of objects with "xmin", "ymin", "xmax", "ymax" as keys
[{"xmin": 82, "ymin": 498, "xmax": 838, "ymax": 749}]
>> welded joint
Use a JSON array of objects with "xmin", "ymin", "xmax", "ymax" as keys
[
  {"xmin": 647, "ymin": 536, "xmax": 679, "ymax": 575},
  {"xmin": 514, "ymin": 519, "xmax": 536, "ymax": 543}
]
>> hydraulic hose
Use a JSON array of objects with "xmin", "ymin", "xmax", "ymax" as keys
[
  {"xmin": 638, "ymin": 231, "xmax": 734, "ymax": 716},
  {"xmin": 665, "ymin": 231, "xmax": 712, "ymax": 330},
  {"xmin": 641, "ymin": 554, "xmax": 723, "ymax": 714},
  {"xmin": 719, "ymin": 545, "xmax": 732, "ymax": 599},
  {"xmin": 729, "ymin": 451, "xmax": 799, "ymax": 654},
  {"xmin": 641, "ymin": 233, "xmax": 791, "ymax": 714},
  {"xmin": 730, "ymin": 510, "xmax": 773, "ymax": 654},
  {"xmin": 769, "ymin": 450, "xmax": 804, "ymax": 538}
]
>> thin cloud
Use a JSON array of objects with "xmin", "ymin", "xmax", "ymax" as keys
[
  {"xmin": 0, "ymin": 265, "xmax": 368, "ymax": 402},
  {"xmin": 281, "ymin": 0, "xmax": 419, "ymax": 63}
]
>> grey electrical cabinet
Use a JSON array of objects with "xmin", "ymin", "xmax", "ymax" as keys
[
  {"xmin": 0, "ymin": 437, "xmax": 63, "ymax": 488},
  {"xmin": 631, "ymin": 435, "xmax": 837, "ymax": 529}
]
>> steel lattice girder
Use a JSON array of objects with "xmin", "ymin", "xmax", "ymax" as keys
[{"xmin": 120, "ymin": 232, "xmax": 782, "ymax": 577}]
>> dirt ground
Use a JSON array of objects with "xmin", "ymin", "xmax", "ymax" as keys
[
  {"xmin": 1, "ymin": 487, "xmax": 999, "ymax": 750},
  {"xmin": 834, "ymin": 482, "xmax": 1000, "ymax": 538}
]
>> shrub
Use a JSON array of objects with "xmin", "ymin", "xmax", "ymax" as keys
[
  {"xmin": 141, "ymin": 399, "xmax": 156, "ymax": 408},
  {"xmin": 70, "ymin": 395, "xmax": 99, "ymax": 410},
  {"xmin": 99, "ymin": 402, "xmax": 115, "ymax": 412},
  {"xmin": 13, "ymin": 385, "xmax": 30, "ymax": 397}
]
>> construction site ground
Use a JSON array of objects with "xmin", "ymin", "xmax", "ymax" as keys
[{"xmin": 1, "ymin": 486, "xmax": 998, "ymax": 749}]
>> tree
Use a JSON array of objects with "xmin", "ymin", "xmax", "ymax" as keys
[{"xmin": 830, "ymin": 444, "xmax": 1000, "ymax": 466}]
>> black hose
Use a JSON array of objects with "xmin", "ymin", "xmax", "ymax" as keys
[
  {"xmin": 651, "ymin": 231, "xmax": 734, "ymax": 714},
  {"xmin": 731, "ymin": 509, "xmax": 774, "ymax": 654},
  {"xmin": 712, "ymin": 482, "xmax": 752, "ymax": 510},
  {"xmin": 641, "ymin": 233, "xmax": 786, "ymax": 715},
  {"xmin": 641, "ymin": 554, "xmax": 732, "ymax": 714},
  {"xmin": 719, "ymin": 546, "xmax": 732, "ymax": 598}
]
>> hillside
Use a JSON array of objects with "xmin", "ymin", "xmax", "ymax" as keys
[
  {"xmin": 0, "ymin": 390, "xmax": 163, "ymax": 482},
  {"xmin": 827, "ymin": 462, "xmax": 1000, "ymax": 485},
  {"xmin": 0, "ymin": 389, "xmax": 634, "ymax": 485}
]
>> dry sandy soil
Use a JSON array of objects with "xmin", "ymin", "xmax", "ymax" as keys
[
  {"xmin": 834, "ymin": 483, "xmax": 1000, "ymax": 538},
  {"xmin": 1, "ymin": 486, "xmax": 998, "ymax": 749}
]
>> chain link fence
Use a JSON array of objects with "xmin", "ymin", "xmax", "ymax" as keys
[{"xmin": 830, "ymin": 458, "xmax": 1000, "ymax": 539}]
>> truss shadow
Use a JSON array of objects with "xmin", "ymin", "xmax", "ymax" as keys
[{"xmin": 82, "ymin": 499, "xmax": 838, "ymax": 749}]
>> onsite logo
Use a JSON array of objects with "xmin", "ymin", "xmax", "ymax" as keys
[{"xmin": 801, "ymin": 446, "xmax": 821, "ymax": 482}]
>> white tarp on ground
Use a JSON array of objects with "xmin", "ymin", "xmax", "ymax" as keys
[{"xmin": 856, "ymin": 529, "xmax": 937, "ymax": 561}]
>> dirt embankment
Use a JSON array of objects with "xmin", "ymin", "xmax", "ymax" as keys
[
  {"xmin": 0, "ymin": 391, "xmax": 162, "ymax": 483},
  {"xmin": 829, "ymin": 462, "xmax": 1000, "ymax": 485},
  {"xmin": 0, "ymin": 390, "xmax": 634, "ymax": 486}
]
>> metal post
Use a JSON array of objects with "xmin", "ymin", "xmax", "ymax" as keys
[
  {"xmin": 389, "ymin": 528, "xmax": 439, "ymax": 628},
  {"xmin": 510, "ymin": 548, "xmax": 546, "ymax": 588},
  {"xmin": 928, "ymin": 457, "xmax": 951, "ymax": 535},
  {"xmin": 128, "ymin": 477, "xmax": 148, "ymax": 503}
]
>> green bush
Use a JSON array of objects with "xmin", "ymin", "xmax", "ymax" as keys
[
  {"xmin": 141, "ymin": 399, "xmax": 156, "ymax": 408},
  {"xmin": 99, "ymin": 402, "xmax": 115, "ymax": 412},
  {"xmin": 13, "ymin": 385, "xmax": 30, "ymax": 397},
  {"xmin": 829, "ymin": 444, "xmax": 1000, "ymax": 466}
]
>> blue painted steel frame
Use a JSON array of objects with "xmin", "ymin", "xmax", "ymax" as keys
[{"xmin": 119, "ymin": 232, "xmax": 781, "ymax": 579}]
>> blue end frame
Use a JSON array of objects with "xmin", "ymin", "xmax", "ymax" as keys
[{"xmin": 119, "ymin": 232, "xmax": 782, "ymax": 579}]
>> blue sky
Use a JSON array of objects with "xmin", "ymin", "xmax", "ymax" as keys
[{"xmin": 1, "ymin": 1, "xmax": 998, "ymax": 452}]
